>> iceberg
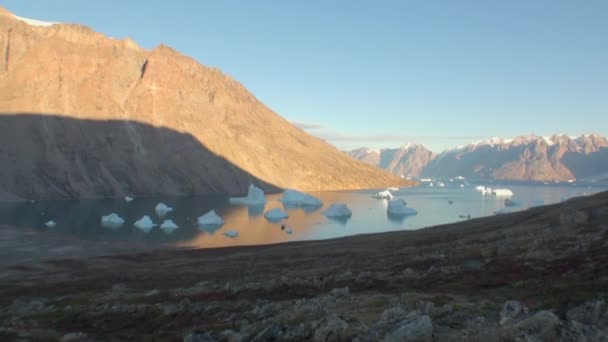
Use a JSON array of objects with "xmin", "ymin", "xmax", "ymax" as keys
[
  {"xmin": 504, "ymin": 198, "xmax": 521, "ymax": 207},
  {"xmin": 134, "ymin": 215, "xmax": 157, "ymax": 232},
  {"xmin": 264, "ymin": 208, "xmax": 289, "ymax": 222},
  {"xmin": 322, "ymin": 203, "xmax": 352, "ymax": 218},
  {"xmin": 160, "ymin": 220, "xmax": 179, "ymax": 234},
  {"xmin": 124, "ymin": 196, "xmax": 134, "ymax": 203},
  {"xmin": 44, "ymin": 220, "xmax": 56, "ymax": 228},
  {"xmin": 197, "ymin": 210, "xmax": 224, "ymax": 226},
  {"xmin": 285, "ymin": 226, "xmax": 293, "ymax": 234},
  {"xmin": 229, "ymin": 184, "xmax": 267, "ymax": 206},
  {"xmin": 155, "ymin": 202, "xmax": 173, "ymax": 217},
  {"xmin": 224, "ymin": 230, "xmax": 239, "ymax": 238},
  {"xmin": 492, "ymin": 188, "xmax": 514, "ymax": 197},
  {"xmin": 373, "ymin": 190, "xmax": 393, "ymax": 200},
  {"xmin": 280, "ymin": 189, "xmax": 323, "ymax": 207},
  {"xmin": 101, "ymin": 213, "xmax": 125, "ymax": 229},
  {"xmin": 387, "ymin": 199, "xmax": 418, "ymax": 216}
]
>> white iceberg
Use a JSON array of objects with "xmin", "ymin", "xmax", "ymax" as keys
[
  {"xmin": 373, "ymin": 190, "xmax": 393, "ymax": 200},
  {"xmin": 224, "ymin": 230, "xmax": 239, "ymax": 238},
  {"xmin": 322, "ymin": 203, "xmax": 352, "ymax": 218},
  {"xmin": 492, "ymin": 188, "xmax": 514, "ymax": 197},
  {"xmin": 160, "ymin": 219, "xmax": 179, "ymax": 234},
  {"xmin": 124, "ymin": 196, "xmax": 134, "ymax": 203},
  {"xmin": 264, "ymin": 208, "xmax": 289, "ymax": 222},
  {"xmin": 134, "ymin": 215, "xmax": 157, "ymax": 232},
  {"xmin": 280, "ymin": 189, "xmax": 322, "ymax": 207},
  {"xmin": 155, "ymin": 202, "xmax": 173, "ymax": 217},
  {"xmin": 197, "ymin": 210, "xmax": 224, "ymax": 226},
  {"xmin": 101, "ymin": 213, "xmax": 125, "ymax": 229},
  {"xmin": 44, "ymin": 220, "xmax": 56, "ymax": 228},
  {"xmin": 229, "ymin": 184, "xmax": 267, "ymax": 205},
  {"xmin": 387, "ymin": 199, "xmax": 418, "ymax": 216}
]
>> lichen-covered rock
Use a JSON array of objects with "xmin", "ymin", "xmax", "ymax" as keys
[
  {"xmin": 499, "ymin": 300, "xmax": 529, "ymax": 325},
  {"xmin": 383, "ymin": 315, "xmax": 433, "ymax": 342}
]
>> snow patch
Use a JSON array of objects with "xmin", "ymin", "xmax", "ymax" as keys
[{"xmin": 13, "ymin": 14, "xmax": 58, "ymax": 27}]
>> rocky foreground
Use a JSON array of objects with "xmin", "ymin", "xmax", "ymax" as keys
[{"xmin": 1, "ymin": 192, "xmax": 608, "ymax": 341}]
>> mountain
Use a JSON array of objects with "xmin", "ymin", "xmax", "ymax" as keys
[
  {"xmin": 347, "ymin": 134, "xmax": 608, "ymax": 181},
  {"xmin": 0, "ymin": 7, "xmax": 408, "ymax": 200},
  {"xmin": 346, "ymin": 143, "xmax": 435, "ymax": 178}
]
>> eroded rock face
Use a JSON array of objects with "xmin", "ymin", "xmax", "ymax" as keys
[{"xmin": 0, "ymin": 7, "xmax": 408, "ymax": 200}]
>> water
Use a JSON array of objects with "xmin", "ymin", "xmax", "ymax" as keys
[{"xmin": 0, "ymin": 181, "xmax": 605, "ymax": 253}]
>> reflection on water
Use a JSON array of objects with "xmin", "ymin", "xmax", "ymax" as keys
[{"xmin": 0, "ymin": 182, "xmax": 606, "ymax": 252}]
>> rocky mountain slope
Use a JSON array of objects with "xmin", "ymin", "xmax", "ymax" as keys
[
  {"xmin": 348, "ymin": 134, "xmax": 608, "ymax": 181},
  {"xmin": 346, "ymin": 143, "xmax": 435, "ymax": 178},
  {"xmin": 0, "ymin": 7, "xmax": 407, "ymax": 200}
]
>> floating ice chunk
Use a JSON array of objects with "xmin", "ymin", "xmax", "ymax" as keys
[
  {"xmin": 280, "ymin": 189, "xmax": 323, "ymax": 207},
  {"xmin": 44, "ymin": 220, "xmax": 56, "ymax": 228},
  {"xmin": 134, "ymin": 215, "xmax": 157, "ymax": 232},
  {"xmin": 224, "ymin": 230, "xmax": 239, "ymax": 238},
  {"xmin": 229, "ymin": 184, "xmax": 267, "ymax": 205},
  {"xmin": 504, "ymin": 198, "xmax": 521, "ymax": 207},
  {"xmin": 475, "ymin": 185, "xmax": 486, "ymax": 192},
  {"xmin": 160, "ymin": 220, "xmax": 179, "ymax": 234},
  {"xmin": 197, "ymin": 210, "xmax": 224, "ymax": 226},
  {"xmin": 264, "ymin": 208, "xmax": 289, "ymax": 222},
  {"xmin": 388, "ymin": 187, "xmax": 399, "ymax": 191},
  {"xmin": 322, "ymin": 203, "xmax": 352, "ymax": 218},
  {"xmin": 387, "ymin": 199, "xmax": 418, "ymax": 216},
  {"xmin": 101, "ymin": 213, "xmax": 125, "ymax": 229},
  {"xmin": 285, "ymin": 227, "xmax": 293, "ymax": 234},
  {"xmin": 492, "ymin": 189, "xmax": 514, "ymax": 197},
  {"xmin": 437, "ymin": 182, "xmax": 445, "ymax": 187},
  {"xmin": 124, "ymin": 196, "xmax": 134, "ymax": 203},
  {"xmin": 374, "ymin": 190, "xmax": 393, "ymax": 200},
  {"xmin": 155, "ymin": 203, "xmax": 173, "ymax": 217}
]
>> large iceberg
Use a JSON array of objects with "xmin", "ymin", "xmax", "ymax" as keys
[
  {"xmin": 229, "ymin": 184, "xmax": 267, "ymax": 206},
  {"xmin": 322, "ymin": 203, "xmax": 352, "ymax": 218},
  {"xmin": 197, "ymin": 210, "xmax": 224, "ymax": 226},
  {"xmin": 101, "ymin": 213, "xmax": 125, "ymax": 229},
  {"xmin": 155, "ymin": 202, "xmax": 173, "ymax": 217},
  {"xmin": 224, "ymin": 230, "xmax": 239, "ymax": 238},
  {"xmin": 134, "ymin": 215, "xmax": 157, "ymax": 232},
  {"xmin": 44, "ymin": 220, "xmax": 56, "ymax": 228},
  {"xmin": 373, "ymin": 190, "xmax": 393, "ymax": 200},
  {"xmin": 160, "ymin": 219, "xmax": 179, "ymax": 234},
  {"xmin": 280, "ymin": 189, "xmax": 322, "ymax": 207},
  {"xmin": 264, "ymin": 208, "xmax": 289, "ymax": 222},
  {"xmin": 387, "ymin": 199, "xmax": 418, "ymax": 216},
  {"xmin": 492, "ymin": 188, "xmax": 514, "ymax": 197}
]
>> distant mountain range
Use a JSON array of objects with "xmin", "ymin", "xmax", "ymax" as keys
[
  {"xmin": 346, "ymin": 134, "xmax": 608, "ymax": 181},
  {"xmin": 0, "ymin": 7, "xmax": 407, "ymax": 201}
]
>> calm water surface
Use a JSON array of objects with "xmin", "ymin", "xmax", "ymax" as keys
[{"xmin": 1, "ymin": 181, "xmax": 606, "ymax": 251}]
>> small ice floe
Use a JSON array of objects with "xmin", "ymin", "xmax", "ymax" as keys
[
  {"xmin": 280, "ymin": 189, "xmax": 323, "ymax": 207},
  {"xmin": 264, "ymin": 208, "xmax": 289, "ymax": 222},
  {"xmin": 224, "ymin": 230, "xmax": 239, "ymax": 238},
  {"xmin": 387, "ymin": 199, "xmax": 418, "ymax": 216},
  {"xmin": 229, "ymin": 184, "xmax": 267, "ymax": 206},
  {"xmin": 124, "ymin": 196, "xmax": 134, "ymax": 203},
  {"xmin": 373, "ymin": 190, "xmax": 393, "ymax": 200},
  {"xmin": 101, "ymin": 213, "xmax": 125, "ymax": 229},
  {"xmin": 44, "ymin": 220, "xmax": 56, "ymax": 228},
  {"xmin": 459, "ymin": 184, "xmax": 465, "ymax": 188},
  {"xmin": 160, "ymin": 220, "xmax": 179, "ymax": 234},
  {"xmin": 492, "ymin": 188, "xmax": 514, "ymax": 197},
  {"xmin": 388, "ymin": 187, "xmax": 399, "ymax": 191},
  {"xmin": 155, "ymin": 203, "xmax": 173, "ymax": 217},
  {"xmin": 429, "ymin": 182, "xmax": 435, "ymax": 187},
  {"xmin": 322, "ymin": 203, "xmax": 352, "ymax": 218},
  {"xmin": 504, "ymin": 198, "xmax": 521, "ymax": 207},
  {"xmin": 285, "ymin": 226, "xmax": 293, "ymax": 234},
  {"xmin": 197, "ymin": 210, "xmax": 224, "ymax": 226},
  {"xmin": 437, "ymin": 182, "xmax": 445, "ymax": 187},
  {"xmin": 134, "ymin": 215, "xmax": 157, "ymax": 232}
]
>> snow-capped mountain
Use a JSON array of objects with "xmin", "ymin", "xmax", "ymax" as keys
[
  {"xmin": 348, "ymin": 134, "xmax": 608, "ymax": 181},
  {"xmin": 346, "ymin": 143, "xmax": 435, "ymax": 178}
]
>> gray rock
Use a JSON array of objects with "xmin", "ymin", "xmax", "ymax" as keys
[
  {"xmin": 60, "ymin": 332, "xmax": 88, "ymax": 342},
  {"xmin": 313, "ymin": 315, "xmax": 350, "ymax": 342},
  {"xmin": 560, "ymin": 210, "xmax": 589, "ymax": 226},
  {"xmin": 566, "ymin": 299, "xmax": 606, "ymax": 325},
  {"xmin": 402, "ymin": 268, "xmax": 419, "ymax": 279},
  {"xmin": 329, "ymin": 287, "xmax": 350, "ymax": 298},
  {"xmin": 509, "ymin": 310, "xmax": 561, "ymax": 341},
  {"xmin": 145, "ymin": 289, "xmax": 161, "ymax": 297},
  {"xmin": 220, "ymin": 329, "xmax": 243, "ymax": 342},
  {"xmin": 251, "ymin": 322, "xmax": 283, "ymax": 342},
  {"xmin": 380, "ymin": 305, "xmax": 409, "ymax": 324},
  {"xmin": 335, "ymin": 270, "xmax": 354, "ymax": 282},
  {"xmin": 499, "ymin": 300, "xmax": 529, "ymax": 325},
  {"xmin": 183, "ymin": 332, "xmax": 215, "ymax": 342},
  {"xmin": 383, "ymin": 315, "xmax": 433, "ymax": 342},
  {"xmin": 561, "ymin": 319, "xmax": 608, "ymax": 341}
]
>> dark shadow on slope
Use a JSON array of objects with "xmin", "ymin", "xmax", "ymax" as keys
[
  {"xmin": 0, "ymin": 113, "xmax": 281, "ymax": 201},
  {"xmin": 562, "ymin": 148, "xmax": 608, "ymax": 179}
]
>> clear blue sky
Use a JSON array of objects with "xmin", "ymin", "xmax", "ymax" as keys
[{"xmin": 5, "ymin": 0, "xmax": 607, "ymax": 151}]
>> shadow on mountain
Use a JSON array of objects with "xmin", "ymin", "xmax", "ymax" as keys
[
  {"xmin": 0, "ymin": 113, "xmax": 281, "ymax": 201},
  {"xmin": 562, "ymin": 148, "xmax": 608, "ymax": 179}
]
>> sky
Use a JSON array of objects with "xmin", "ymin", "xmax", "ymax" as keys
[{"xmin": 4, "ymin": 0, "xmax": 608, "ymax": 152}]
